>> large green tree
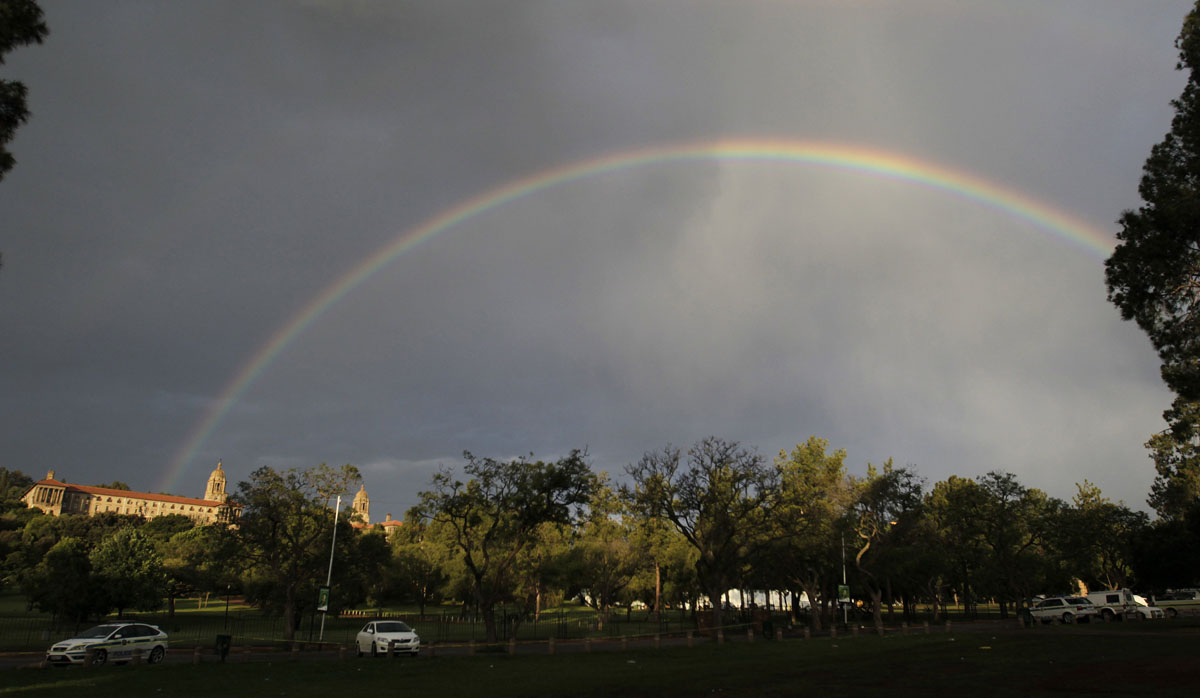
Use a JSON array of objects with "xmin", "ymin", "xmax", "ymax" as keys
[
  {"xmin": 571, "ymin": 474, "xmax": 642, "ymax": 629},
  {"xmin": 232, "ymin": 463, "xmax": 361, "ymax": 647},
  {"xmin": 160, "ymin": 524, "xmax": 236, "ymax": 617},
  {"xmin": 1147, "ymin": 398, "xmax": 1200, "ymax": 520},
  {"xmin": 0, "ymin": 0, "xmax": 47, "ymax": 181},
  {"xmin": 417, "ymin": 450, "xmax": 593, "ymax": 643},
  {"xmin": 924, "ymin": 476, "xmax": 989, "ymax": 618},
  {"xmin": 0, "ymin": 468, "xmax": 33, "ymax": 508},
  {"xmin": 331, "ymin": 526, "xmax": 393, "ymax": 613},
  {"xmin": 1106, "ymin": 4, "xmax": 1200, "ymax": 519},
  {"xmin": 1060, "ymin": 481, "xmax": 1147, "ymax": 591},
  {"xmin": 385, "ymin": 513, "xmax": 450, "ymax": 614},
  {"xmin": 509, "ymin": 521, "xmax": 574, "ymax": 624},
  {"xmin": 849, "ymin": 460, "xmax": 924, "ymax": 633},
  {"xmin": 1129, "ymin": 503, "xmax": 1200, "ymax": 589},
  {"xmin": 973, "ymin": 472, "xmax": 1060, "ymax": 618},
  {"xmin": 0, "ymin": 0, "xmax": 48, "ymax": 271},
  {"xmin": 623, "ymin": 510, "xmax": 690, "ymax": 620},
  {"xmin": 89, "ymin": 527, "xmax": 166, "ymax": 616},
  {"xmin": 20, "ymin": 537, "xmax": 100, "ymax": 622},
  {"xmin": 771, "ymin": 436, "xmax": 852, "ymax": 632},
  {"xmin": 7, "ymin": 511, "xmax": 142, "ymax": 585},
  {"xmin": 625, "ymin": 437, "xmax": 780, "ymax": 636}
]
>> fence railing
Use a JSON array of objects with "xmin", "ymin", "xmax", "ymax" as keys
[{"xmin": 1, "ymin": 601, "xmax": 1131, "ymax": 653}]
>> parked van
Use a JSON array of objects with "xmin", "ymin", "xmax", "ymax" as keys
[
  {"xmin": 1152, "ymin": 589, "xmax": 1200, "ymax": 618},
  {"xmin": 1085, "ymin": 589, "xmax": 1164, "ymax": 620}
]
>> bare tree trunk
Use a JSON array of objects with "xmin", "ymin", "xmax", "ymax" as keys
[
  {"xmin": 869, "ymin": 586, "xmax": 884, "ymax": 634},
  {"xmin": 284, "ymin": 585, "xmax": 297, "ymax": 649},
  {"xmin": 886, "ymin": 577, "xmax": 894, "ymax": 621},
  {"xmin": 703, "ymin": 576, "xmax": 726, "ymax": 638},
  {"xmin": 482, "ymin": 604, "xmax": 498, "ymax": 644},
  {"xmin": 801, "ymin": 581, "xmax": 823, "ymax": 632},
  {"xmin": 653, "ymin": 562, "xmax": 661, "ymax": 621}
]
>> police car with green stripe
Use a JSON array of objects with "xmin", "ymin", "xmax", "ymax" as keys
[{"xmin": 46, "ymin": 623, "xmax": 168, "ymax": 665}]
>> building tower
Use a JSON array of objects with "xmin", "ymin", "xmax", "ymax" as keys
[
  {"xmin": 352, "ymin": 483, "xmax": 370, "ymax": 525},
  {"xmin": 204, "ymin": 461, "xmax": 228, "ymax": 502}
]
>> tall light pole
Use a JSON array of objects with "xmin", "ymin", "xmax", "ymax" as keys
[
  {"xmin": 841, "ymin": 532, "xmax": 848, "ymax": 627},
  {"xmin": 318, "ymin": 494, "xmax": 341, "ymax": 642}
]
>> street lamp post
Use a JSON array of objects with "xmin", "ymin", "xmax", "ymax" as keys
[
  {"xmin": 841, "ymin": 533, "xmax": 846, "ymax": 627},
  {"xmin": 318, "ymin": 495, "xmax": 341, "ymax": 642}
]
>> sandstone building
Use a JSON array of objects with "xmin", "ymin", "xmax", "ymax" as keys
[
  {"xmin": 348, "ymin": 483, "xmax": 403, "ymax": 539},
  {"xmin": 21, "ymin": 462, "xmax": 239, "ymax": 525}
]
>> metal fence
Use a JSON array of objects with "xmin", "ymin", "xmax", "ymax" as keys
[
  {"xmin": 1, "ymin": 607, "xmax": 702, "ymax": 652},
  {"xmin": 1, "ymin": 601, "xmax": 1098, "ymax": 653}
]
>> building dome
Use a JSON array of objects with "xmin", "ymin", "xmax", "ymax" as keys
[
  {"xmin": 204, "ymin": 461, "xmax": 228, "ymax": 502},
  {"xmin": 352, "ymin": 483, "xmax": 370, "ymax": 524}
]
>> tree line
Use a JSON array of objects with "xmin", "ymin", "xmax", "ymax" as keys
[{"xmin": 3, "ymin": 435, "xmax": 1193, "ymax": 646}]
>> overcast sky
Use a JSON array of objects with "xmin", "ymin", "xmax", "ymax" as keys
[{"xmin": 1, "ymin": 1, "xmax": 1192, "ymax": 518}]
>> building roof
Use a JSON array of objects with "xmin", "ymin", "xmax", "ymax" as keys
[
  {"xmin": 351, "ymin": 519, "xmax": 403, "ymax": 530},
  {"xmin": 24, "ymin": 477, "xmax": 233, "ymax": 509}
]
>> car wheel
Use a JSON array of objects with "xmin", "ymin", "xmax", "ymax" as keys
[
  {"xmin": 370, "ymin": 641, "xmax": 378, "ymax": 658},
  {"xmin": 1062, "ymin": 613, "xmax": 1074, "ymax": 624},
  {"xmin": 1167, "ymin": 608, "xmax": 1178, "ymax": 619},
  {"xmin": 92, "ymin": 649, "xmax": 107, "ymax": 666},
  {"xmin": 1101, "ymin": 609, "xmax": 1114, "ymax": 622},
  {"xmin": 148, "ymin": 646, "xmax": 165, "ymax": 664},
  {"xmin": 356, "ymin": 642, "xmax": 364, "ymax": 658}
]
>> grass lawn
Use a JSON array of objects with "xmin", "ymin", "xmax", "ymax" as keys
[{"xmin": 4, "ymin": 621, "xmax": 1199, "ymax": 697}]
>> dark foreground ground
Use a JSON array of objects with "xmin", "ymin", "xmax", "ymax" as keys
[{"xmin": 4, "ymin": 619, "xmax": 1198, "ymax": 697}]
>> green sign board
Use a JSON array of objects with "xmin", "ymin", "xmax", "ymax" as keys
[
  {"xmin": 837, "ymin": 584, "xmax": 850, "ymax": 602},
  {"xmin": 317, "ymin": 585, "xmax": 330, "ymax": 612}
]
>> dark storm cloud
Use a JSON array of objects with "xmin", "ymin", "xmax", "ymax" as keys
[{"xmin": 0, "ymin": 1, "xmax": 1189, "ymax": 512}]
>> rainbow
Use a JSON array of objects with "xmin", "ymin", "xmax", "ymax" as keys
[{"xmin": 157, "ymin": 137, "xmax": 1116, "ymax": 492}]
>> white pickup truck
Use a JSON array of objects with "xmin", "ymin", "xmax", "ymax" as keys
[{"xmin": 1085, "ymin": 589, "xmax": 1164, "ymax": 620}]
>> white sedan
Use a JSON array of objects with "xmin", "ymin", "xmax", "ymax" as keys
[
  {"xmin": 1030, "ymin": 596, "xmax": 1098, "ymax": 624},
  {"xmin": 355, "ymin": 620, "xmax": 421, "ymax": 657},
  {"xmin": 46, "ymin": 622, "xmax": 168, "ymax": 665}
]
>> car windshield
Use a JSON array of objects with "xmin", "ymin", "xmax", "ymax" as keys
[
  {"xmin": 376, "ymin": 622, "xmax": 412, "ymax": 633},
  {"xmin": 77, "ymin": 625, "xmax": 122, "ymax": 639}
]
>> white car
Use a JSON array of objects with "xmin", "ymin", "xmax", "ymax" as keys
[
  {"xmin": 46, "ymin": 622, "xmax": 168, "ymax": 665},
  {"xmin": 1029, "ymin": 596, "xmax": 1098, "ymax": 624},
  {"xmin": 355, "ymin": 620, "xmax": 421, "ymax": 657},
  {"xmin": 1151, "ymin": 589, "xmax": 1200, "ymax": 618}
]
